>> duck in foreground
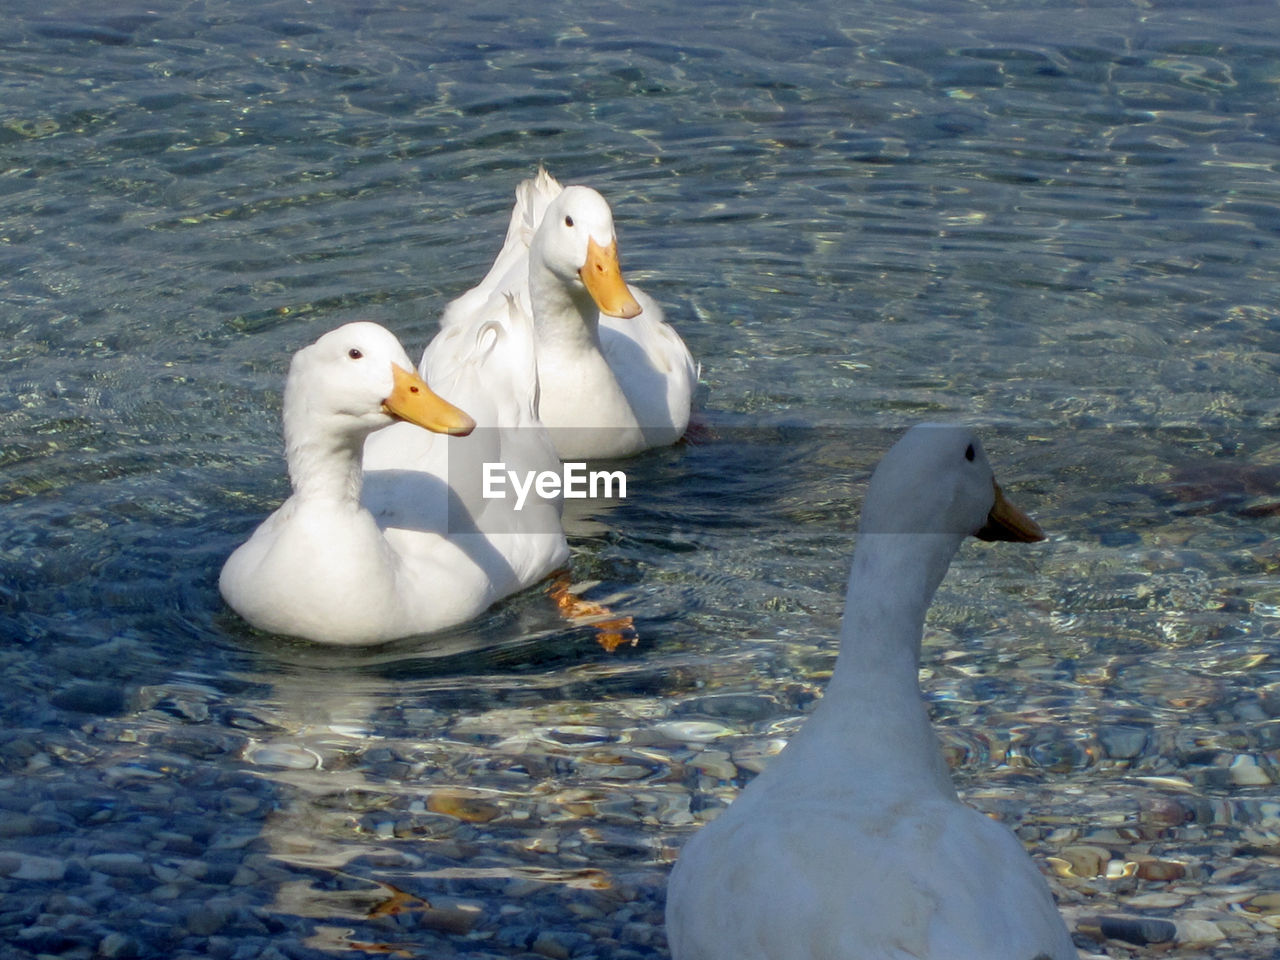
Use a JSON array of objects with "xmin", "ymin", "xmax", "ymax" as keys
[
  {"xmin": 220, "ymin": 321, "xmax": 565, "ymax": 646},
  {"xmin": 439, "ymin": 168, "xmax": 697, "ymax": 460},
  {"xmin": 665, "ymin": 424, "xmax": 1076, "ymax": 960}
]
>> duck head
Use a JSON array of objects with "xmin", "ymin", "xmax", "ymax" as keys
[
  {"xmin": 859, "ymin": 424, "xmax": 1044, "ymax": 542},
  {"xmin": 284, "ymin": 322, "xmax": 476, "ymax": 448},
  {"xmin": 533, "ymin": 185, "xmax": 642, "ymax": 319}
]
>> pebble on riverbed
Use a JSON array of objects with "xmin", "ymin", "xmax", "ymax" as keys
[
  {"xmin": 1088, "ymin": 915, "xmax": 1178, "ymax": 946},
  {"xmin": 6, "ymin": 639, "xmax": 1280, "ymax": 960}
]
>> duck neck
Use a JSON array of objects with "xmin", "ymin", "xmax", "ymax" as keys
[
  {"xmin": 815, "ymin": 533, "xmax": 966, "ymax": 794},
  {"xmin": 283, "ymin": 415, "xmax": 366, "ymax": 505},
  {"xmin": 528, "ymin": 259, "xmax": 604, "ymax": 357}
]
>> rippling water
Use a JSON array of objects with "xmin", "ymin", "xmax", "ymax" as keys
[{"xmin": 3, "ymin": 0, "xmax": 1279, "ymax": 957}]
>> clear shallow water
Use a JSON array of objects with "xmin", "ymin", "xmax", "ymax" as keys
[{"xmin": 2, "ymin": 0, "xmax": 1280, "ymax": 957}]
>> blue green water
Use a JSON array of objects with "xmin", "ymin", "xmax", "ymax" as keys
[{"xmin": 2, "ymin": 1, "xmax": 1279, "ymax": 956}]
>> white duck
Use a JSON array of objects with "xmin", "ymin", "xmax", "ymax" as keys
[
  {"xmin": 220, "ymin": 319, "xmax": 567, "ymax": 646},
  {"xmin": 439, "ymin": 168, "xmax": 697, "ymax": 460},
  {"xmin": 666, "ymin": 424, "xmax": 1076, "ymax": 960}
]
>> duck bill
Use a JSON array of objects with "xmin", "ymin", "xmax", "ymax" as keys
[
  {"xmin": 975, "ymin": 480, "xmax": 1045, "ymax": 543},
  {"xmin": 382, "ymin": 364, "xmax": 476, "ymax": 437},
  {"xmin": 580, "ymin": 237, "xmax": 642, "ymax": 319}
]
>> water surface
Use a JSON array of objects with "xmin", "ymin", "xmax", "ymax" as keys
[{"xmin": 2, "ymin": 1, "xmax": 1279, "ymax": 957}]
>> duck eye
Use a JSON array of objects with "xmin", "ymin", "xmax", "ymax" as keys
[
  {"xmin": 964, "ymin": 444, "xmax": 975, "ymax": 462},
  {"xmin": 348, "ymin": 348, "xmax": 363, "ymax": 360},
  {"xmin": 564, "ymin": 215, "xmax": 574, "ymax": 228}
]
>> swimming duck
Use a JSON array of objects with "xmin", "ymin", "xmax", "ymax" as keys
[
  {"xmin": 221, "ymin": 319, "xmax": 568, "ymax": 645},
  {"xmin": 439, "ymin": 168, "xmax": 697, "ymax": 460},
  {"xmin": 665, "ymin": 424, "xmax": 1075, "ymax": 960}
]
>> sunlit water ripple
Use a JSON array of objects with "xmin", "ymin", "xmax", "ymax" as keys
[{"xmin": 2, "ymin": 0, "xmax": 1279, "ymax": 957}]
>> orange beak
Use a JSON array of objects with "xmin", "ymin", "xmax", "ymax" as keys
[
  {"xmin": 975, "ymin": 480, "xmax": 1045, "ymax": 542},
  {"xmin": 382, "ymin": 364, "xmax": 475, "ymax": 436},
  {"xmin": 580, "ymin": 237, "xmax": 642, "ymax": 319}
]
